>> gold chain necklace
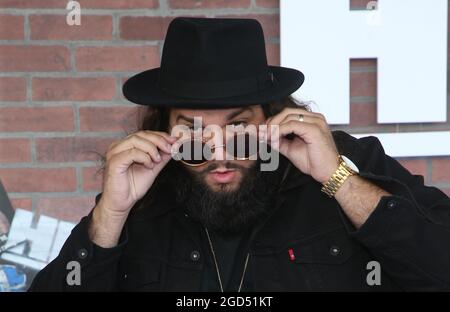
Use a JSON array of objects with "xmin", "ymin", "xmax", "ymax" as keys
[{"xmin": 204, "ymin": 227, "xmax": 250, "ymax": 292}]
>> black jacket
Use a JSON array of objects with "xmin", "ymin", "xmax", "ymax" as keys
[{"xmin": 29, "ymin": 131, "xmax": 450, "ymax": 291}]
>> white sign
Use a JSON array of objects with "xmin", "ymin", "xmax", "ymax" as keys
[
  {"xmin": 1, "ymin": 209, "xmax": 74, "ymax": 270},
  {"xmin": 281, "ymin": 0, "xmax": 449, "ymax": 156}
]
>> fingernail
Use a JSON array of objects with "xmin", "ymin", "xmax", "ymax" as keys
[
  {"xmin": 156, "ymin": 154, "xmax": 161, "ymax": 161},
  {"xmin": 166, "ymin": 143, "xmax": 172, "ymax": 150}
]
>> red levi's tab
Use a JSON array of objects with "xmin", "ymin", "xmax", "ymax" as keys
[{"xmin": 288, "ymin": 248, "xmax": 296, "ymax": 261}]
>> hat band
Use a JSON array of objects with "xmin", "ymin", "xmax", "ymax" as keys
[{"xmin": 158, "ymin": 70, "xmax": 274, "ymax": 99}]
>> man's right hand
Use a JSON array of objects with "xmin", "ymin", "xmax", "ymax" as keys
[{"xmin": 89, "ymin": 130, "xmax": 176, "ymax": 248}]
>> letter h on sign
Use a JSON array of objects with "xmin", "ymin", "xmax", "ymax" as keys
[{"xmin": 281, "ymin": 0, "xmax": 449, "ymax": 157}]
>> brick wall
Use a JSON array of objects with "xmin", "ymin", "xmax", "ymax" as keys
[{"xmin": 0, "ymin": 0, "xmax": 449, "ymax": 223}]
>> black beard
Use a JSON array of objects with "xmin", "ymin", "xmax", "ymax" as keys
[{"xmin": 168, "ymin": 157, "xmax": 288, "ymax": 236}]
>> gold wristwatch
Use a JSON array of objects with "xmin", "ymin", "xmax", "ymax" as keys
[{"xmin": 321, "ymin": 155, "xmax": 359, "ymax": 198}]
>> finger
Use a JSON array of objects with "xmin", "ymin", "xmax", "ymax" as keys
[
  {"xmin": 169, "ymin": 138, "xmax": 193, "ymax": 162},
  {"xmin": 134, "ymin": 132, "xmax": 173, "ymax": 154},
  {"xmin": 169, "ymin": 125, "xmax": 193, "ymax": 140},
  {"xmin": 109, "ymin": 147, "xmax": 153, "ymax": 171},
  {"xmin": 267, "ymin": 108, "xmax": 325, "ymax": 129},
  {"xmin": 265, "ymin": 107, "xmax": 306, "ymax": 127},
  {"xmin": 269, "ymin": 120, "xmax": 319, "ymax": 145},
  {"xmin": 108, "ymin": 135, "xmax": 163, "ymax": 163},
  {"xmin": 278, "ymin": 113, "xmax": 321, "ymax": 126},
  {"xmin": 143, "ymin": 130, "xmax": 178, "ymax": 143},
  {"xmin": 265, "ymin": 109, "xmax": 307, "ymax": 141},
  {"xmin": 268, "ymin": 113, "xmax": 325, "ymax": 142},
  {"xmin": 169, "ymin": 131, "xmax": 194, "ymax": 157},
  {"xmin": 109, "ymin": 131, "xmax": 173, "ymax": 156},
  {"xmin": 106, "ymin": 138, "xmax": 122, "ymax": 151}
]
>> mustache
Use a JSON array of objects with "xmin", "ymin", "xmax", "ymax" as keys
[{"xmin": 198, "ymin": 161, "xmax": 248, "ymax": 175}]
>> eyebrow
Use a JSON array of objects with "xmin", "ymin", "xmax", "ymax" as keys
[
  {"xmin": 225, "ymin": 107, "xmax": 253, "ymax": 121},
  {"xmin": 176, "ymin": 115, "xmax": 195, "ymax": 124},
  {"xmin": 175, "ymin": 107, "xmax": 253, "ymax": 125}
]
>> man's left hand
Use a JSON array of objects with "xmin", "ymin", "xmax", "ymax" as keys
[{"xmin": 264, "ymin": 108, "xmax": 340, "ymax": 184}]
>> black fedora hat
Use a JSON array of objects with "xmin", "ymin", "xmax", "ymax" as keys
[{"xmin": 123, "ymin": 17, "xmax": 304, "ymax": 108}]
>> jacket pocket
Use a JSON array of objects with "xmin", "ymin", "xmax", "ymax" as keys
[
  {"xmin": 252, "ymin": 226, "xmax": 372, "ymax": 291},
  {"xmin": 118, "ymin": 258, "xmax": 161, "ymax": 291},
  {"xmin": 285, "ymin": 227, "xmax": 372, "ymax": 290},
  {"xmin": 290, "ymin": 227, "xmax": 355, "ymax": 265}
]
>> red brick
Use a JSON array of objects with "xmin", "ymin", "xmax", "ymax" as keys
[
  {"xmin": 37, "ymin": 196, "xmax": 95, "ymax": 222},
  {"xmin": 0, "ymin": 45, "xmax": 70, "ymax": 72},
  {"xmin": 0, "ymin": 0, "xmax": 64, "ymax": 8},
  {"xmin": 82, "ymin": 166, "xmax": 104, "ymax": 192},
  {"xmin": 79, "ymin": 106, "xmax": 138, "ymax": 132},
  {"xmin": 266, "ymin": 43, "xmax": 279, "ymax": 66},
  {"xmin": 0, "ymin": 138, "xmax": 31, "ymax": 163},
  {"xmin": 0, "ymin": 77, "xmax": 26, "ymax": 101},
  {"xmin": 256, "ymin": 0, "xmax": 279, "ymax": 8},
  {"xmin": 350, "ymin": 71, "xmax": 377, "ymax": 97},
  {"xmin": 351, "ymin": 59, "xmax": 377, "ymax": 68},
  {"xmin": 30, "ymin": 15, "xmax": 112, "ymax": 40},
  {"xmin": 0, "ymin": 107, "xmax": 74, "ymax": 132},
  {"xmin": 350, "ymin": 102, "xmax": 376, "ymax": 127},
  {"xmin": 36, "ymin": 137, "xmax": 117, "ymax": 163},
  {"xmin": 217, "ymin": 14, "xmax": 279, "ymax": 38},
  {"xmin": 76, "ymin": 46, "xmax": 159, "ymax": 72},
  {"xmin": 9, "ymin": 198, "xmax": 32, "ymax": 211},
  {"xmin": 351, "ymin": 0, "xmax": 377, "ymax": 9},
  {"xmin": 33, "ymin": 77, "xmax": 116, "ymax": 101},
  {"xmin": 120, "ymin": 16, "xmax": 173, "ymax": 41},
  {"xmin": 397, "ymin": 158, "xmax": 428, "ymax": 180},
  {"xmin": 0, "ymin": 168, "xmax": 76, "ymax": 192},
  {"xmin": 0, "ymin": 15, "xmax": 24, "ymax": 40},
  {"xmin": 169, "ymin": 0, "xmax": 250, "ymax": 9},
  {"xmin": 431, "ymin": 157, "xmax": 450, "ymax": 183},
  {"xmin": 0, "ymin": 0, "xmax": 158, "ymax": 9},
  {"xmin": 78, "ymin": 0, "xmax": 158, "ymax": 9}
]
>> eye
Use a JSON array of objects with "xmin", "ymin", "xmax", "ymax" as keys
[
  {"xmin": 187, "ymin": 125, "xmax": 203, "ymax": 131},
  {"xmin": 229, "ymin": 120, "xmax": 248, "ymax": 127}
]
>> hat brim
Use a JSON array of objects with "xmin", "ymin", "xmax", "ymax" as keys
[{"xmin": 122, "ymin": 66, "xmax": 304, "ymax": 109}]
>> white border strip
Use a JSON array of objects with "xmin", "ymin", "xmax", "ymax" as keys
[{"xmin": 352, "ymin": 131, "xmax": 450, "ymax": 157}]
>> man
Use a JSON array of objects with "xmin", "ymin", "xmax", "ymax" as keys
[{"xmin": 30, "ymin": 17, "xmax": 450, "ymax": 291}]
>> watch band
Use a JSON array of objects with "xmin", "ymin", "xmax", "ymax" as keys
[{"xmin": 321, "ymin": 155, "xmax": 356, "ymax": 198}]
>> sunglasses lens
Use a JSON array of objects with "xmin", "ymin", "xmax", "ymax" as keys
[
  {"xmin": 226, "ymin": 133, "xmax": 259, "ymax": 159},
  {"xmin": 175, "ymin": 132, "xmax": 271, "ymax": 164},
  {"xmin": 176, "ymin": 139, "xmax": 210, "ymax": 165}
]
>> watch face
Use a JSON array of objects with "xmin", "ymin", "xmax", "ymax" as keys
[{"xmin": 341, "ymin": 155, "xmax": 360, "ymax": 173}]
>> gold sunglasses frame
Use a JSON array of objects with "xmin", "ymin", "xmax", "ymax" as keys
[{"xmin": 174, "ymin": 132, "xmax": 261, "ymax": 167}]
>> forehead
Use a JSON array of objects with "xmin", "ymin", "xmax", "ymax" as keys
[{"xmin": 170, "ymin": 105, "xmax": 261, "ymax": 121}]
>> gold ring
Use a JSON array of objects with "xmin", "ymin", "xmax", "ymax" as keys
[{"xmin": 298, "ymin": 114, "xmax": 304, "ymax": 122}]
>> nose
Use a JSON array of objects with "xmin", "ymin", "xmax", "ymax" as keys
[{"xmin": 205, "ymin": 128, "xmax": 227, "ymax": 161}]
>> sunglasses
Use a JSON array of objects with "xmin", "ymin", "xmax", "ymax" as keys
[{"xmin": 173, "ymin": 132, "xmax": 269, "ymax": 167}]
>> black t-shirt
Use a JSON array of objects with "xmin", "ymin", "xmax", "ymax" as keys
[{"xmin": 201, "ymin": 228, "xmax": 252, "ymax": 292}]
